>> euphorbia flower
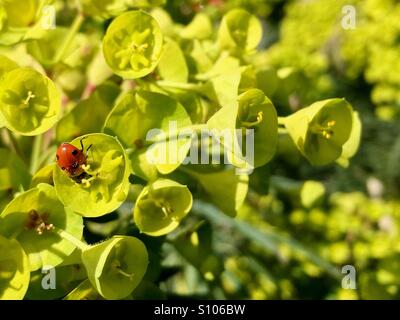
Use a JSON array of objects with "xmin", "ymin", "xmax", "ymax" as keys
[{"xmin": 284, "ymin": 98, "xmax": 354, "ymax": 166}]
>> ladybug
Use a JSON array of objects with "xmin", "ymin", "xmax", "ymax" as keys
[{"xmin": 56, "ymin": 138, "xmax": 92, "ymax": 183}]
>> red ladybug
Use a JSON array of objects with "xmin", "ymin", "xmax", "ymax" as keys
[{"xmin": 56, "ymin": 139, "xmax": 92, "ymax": 181}]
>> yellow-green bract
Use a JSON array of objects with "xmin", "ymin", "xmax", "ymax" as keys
[
  {"xmin": 185, "ymin": 168, "xmax": 248, "ymax": 217},
  {"xmin": 54, "ymin": 133, "xmax": 131, "ymax": 217},
  {"xmin": 0, "ymin": 54, "xmax": 18, "ymax": 78},
  {"xmin": 0, "ymin": 67, "xmax": 61, "ymax": 136},
  {"xmin": 0, "ymin": 0, "xmax": 48, "ymax": 45},
  {"xmin": 207, "ymin": 88, "xmax": 278, "ymax": 170},
  {"xmin": 218, "ymin": 8, "xmax": 263, "ymax": 53},
  {"xmin": 0, "ymin": 148, "xmax": 31, "ymax": 192},
  {"xmin": 0, "ymin": 183, "xmax": 83, "ymax": 271},
  {"xmin": 134, "ymin": 179, "xmax": 193, "ymax": 236},
  {"xmin": 81, "ymin": 236, "xmax": 148, "ymax": 300},
  {"xmin": 103, "ymin": 10, "xmax": 163, "ymax": 79},
  {"xmin": 0, "ymin": 235, "xmax": 30, "ymax": 300},
  {"xmin": 283, "ymin": 98, "xmax": 355, "ymax": 166}
]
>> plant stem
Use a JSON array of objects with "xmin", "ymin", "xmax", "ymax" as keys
[
  {"xmin": 55, "ymin": 12, "xmax": 85, "ymax": 63},
  {"xmin": 36, "ymin": 145, "xmax": 57, "ymax": 169},
  {"xmin": 54, "ymin": 227, "xmax": 89, "ymax": 251},
  {"xmin": 156, "ymin": 80, "xmax": 203, "ymax": 93},
  {"xmin": 4, "ymin": 129, "xmax": 24, "ymax": 160},
  {"xmin": 30, "ymin": 134, "xmax": 43, "ymax": 174}
]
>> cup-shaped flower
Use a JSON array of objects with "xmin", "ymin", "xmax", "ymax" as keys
[
  {"xmin": 0, "ymin": 68, "xmax": 61, "ymax": 136},
  {"xmin": 207, "ymin": 88, "xmax": 278, "ymax": 171},
  {"xmin": 217, "ymin": 8, "xmax": 262, "ymax": 53},
  {"xmin": 0, "ymin": 183, "xmax": 83, "ymax": 271},
  {"xmin": 0, "ymin": 235, "xmax": 30, "ymax": 300},
  {"xmin": 284, "ymin": 98, "xmax": 354, "ymax": 166},
  {"xmin": 134, "ymin": 179, "xmax": 193, "ymax": 236},
  {"xmin": 81, "ymin": 236, "xmax": 148, "ymax": 300},
  {"xmin": 54, "ymin": 134, "xmax": 131, "ymax": 217},
  {"xmin": 0, "ymin": 0, "xmax": 46, "ymax": 45},
  {"xmin": 103, "ymin": 10, "xmax": 163, "ymax": 79},
  {"xmin": 1, "ymin": 0, "xmax": 40, "ymax": 29}
]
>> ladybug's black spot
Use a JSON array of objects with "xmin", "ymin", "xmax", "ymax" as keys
[
  {"xmin": 56, "ymin": 155, "xmax": 59, "ymax": 161},
  {"xmin": 72, "ymin": 149, "xmax": 79, "ymax": 156},
  {"xmin": 61, "ymin": 167, "xmax": 65, "ymax": 170}
]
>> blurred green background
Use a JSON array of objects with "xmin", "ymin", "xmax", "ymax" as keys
[{"xmin": 154, "ymin": 0, "xmax": 400, "ymax": 300}]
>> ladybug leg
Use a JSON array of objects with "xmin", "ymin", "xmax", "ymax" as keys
[
  {"xmin": 85, "ymin": 143, "xmax": 93, "ymax": 157},
  {"xmin": 80, "ymin": 136, "xmax": 93, "ymax": 157},
  {"xmin": 79, "ymin": 137, "xmax": 86, "ymax": 152}
]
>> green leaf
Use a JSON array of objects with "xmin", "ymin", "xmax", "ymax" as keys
[
  {"xmin": 0, "ymin": 235, "xmax": 30, "ymax": 300},
  {"xmin": 188, "ymin": 168, "xmax": 248, "ymax": 217},
  {"xmin": 0, "ymin": 184, "xmax": 84, "ymax": 271},
  {"xmin": 87, "ymin": 50, "xmax": 114, "ymax": 86},
  {"xmin": 26, "ymin": 27, "xmax": 80, "ymax": 66},
  {"xmin": 180, "ymin": 13, "xmax": 213, "ymax": 40},
  {"xmin": 172, "ymin": 221, "xmax": 223, "ymax": 280},
  {"xmin": 54, "ymin": 133, "xmax": 131, "ymax": 217},
  {"xmin": 187, "ymin": 39, "xmax": 214, "ymax": 74},
  {"xmin": 256, "ymin": 67, "xmax": 279, "ymax": 97},
  {"xmin": 30, "ymin": 164, "xmax": 54, "ymax": 188},
  {"xmin": 103, "ymin": 10, "xmax": 163, "ymax": 79},
  {"xmin": 82, "ymin": 0, "xmax": 166, "ymax": 19},
  {"xmin": 134, "ymin": 178, "xmax": 193, "ymax": 236},
  {"xmin": 131, "ymin": 280, "xmax": 166, "ymax": 299},
  {"xmin": 0, "ymin": 54, "xmax": 18, "ymax": 78},
  {"xmin": 25, "ymin": 263, "xmax": 87, "ymax": 300},
  {"xmin": 158, "ymin": 39, "xmax": 188, "ymax": 83},
  {"xmin": 63, "ymin": 279, "xmax": 103, "ymax": 300},
  {"xmin": 81, "ymin": 236, "xmax": 148, "ymax": 300},
  {"xmin": 300, "ymin": 180, "xmax": 325, "ymax": 209},
  {"xmin": 0, "ymin": 148, "xmax": 31, "ymax": 191},
  {"xmin": 81, "ymin": 0, "xmax": 129, "ymax": 19},
  {"xmin": 56, "ymin": 82, "xmax": 120, "ymax": 143},
  {"xmin": 204, "ymin": 65, "xmax": 256, "ymax": 108}
]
